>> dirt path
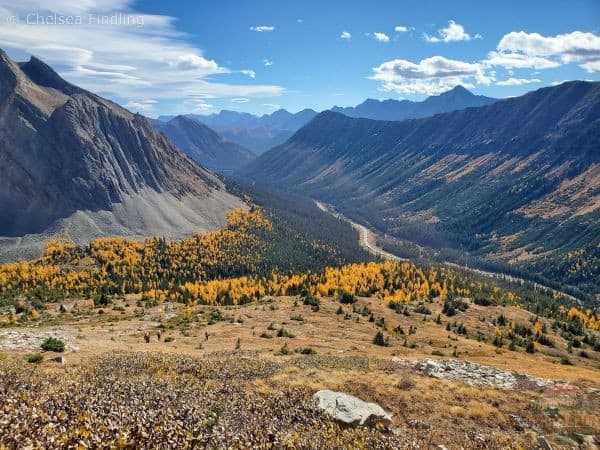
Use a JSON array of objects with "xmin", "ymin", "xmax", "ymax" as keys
[{"xmin": 315, "ymin": 200, "xmax": 581, "ymax": 303}]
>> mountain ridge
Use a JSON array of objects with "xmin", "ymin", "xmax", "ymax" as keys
[
  {"xmin": 150, "ymin": 115, "xmax": 255, "ymax": 173},
  {"xmin": 158, "ymin": 86, "xmax": 496, "ymax": 154},
  {"xmin": 0, "ymin": 50, "xmax": 244, "ymax": 260},
  {"xmin": 331, "ymin": 85, "xmax": 497, "ymax": 120}
]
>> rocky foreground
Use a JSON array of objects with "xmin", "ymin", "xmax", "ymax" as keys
[{"xmin": 1, "ymin": 351, "xmax": 597, "ymax": 449}]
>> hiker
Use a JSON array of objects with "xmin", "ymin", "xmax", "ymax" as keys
[
  {"xmin": 205, "ymin": 331, "xmax": 209, "ymax": 341},
  {"xmin": 144, "ymin": 332, "xmax": 150, "ymax": 344},
  {"xmin": 157, "ymin": 330, "xmax": 162, "ymax": 342}
]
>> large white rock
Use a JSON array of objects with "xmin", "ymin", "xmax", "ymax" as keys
[{"xmin": 313, "ymin": 390, "xmax": 393, "ymax": 427}]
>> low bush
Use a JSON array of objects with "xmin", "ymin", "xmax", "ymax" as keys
[
  {"xmin": 41, "ymin": 337, "xmax": 65, "ymax": 353},
  {"xmin": 26, "ymin": 353, "xmax": 43, "ymax": 364}
]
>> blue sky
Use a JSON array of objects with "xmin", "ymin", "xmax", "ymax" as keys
[{"xmin": 0, "ymin": 0, "xmax": 599, "ymax": 116}]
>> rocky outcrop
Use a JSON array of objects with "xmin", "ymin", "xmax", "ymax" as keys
[
  {"xmin": 313, "ymin": 390, "xmax": 393, "ymax": 427},
  {"xmin": 392, "ymin": 358, "xmax": 556, "ymax": 390}
]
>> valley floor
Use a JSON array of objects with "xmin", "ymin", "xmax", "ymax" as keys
[{"xmin": 1, "ymin": 293, "xmax": 598, "ymax": 449}]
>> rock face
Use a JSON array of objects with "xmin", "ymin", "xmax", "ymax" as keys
[
  {"xmin": 0, "ymin": 50, "xmax": 245, "ymax": 260},
  {"xmin": 150, "ymin": 115, "xmax": 255, "ymax": 173},
  {"xmin": 394, "ymin": 359, "xmax": 556, "ymax": 390},
  {"xmin": 313, "ymin": 390, "xmax": 393, "ymax": 427}
]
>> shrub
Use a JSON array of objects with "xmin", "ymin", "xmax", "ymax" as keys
[
  {"xmin": 276, "ymin": 343, "xmax": 291, "ymax": 355},
  {"xmin": 338, "ymin": 291, "xmax": 356, "ymax": 304},
  {"xmin": 290, "ymin": 315, "xmax": 304, "ymax": 322},
  {"xmin": 442, "ymin": 298, "xmax": 469, "ymax": 317},
  {"xmin": 164, "ymin": 336, "xmax": 175, "ymax": 343},
  {"xmin": 431, "ymin": 350, "xmax": 444, "ymax": 356},
  {"xmin": 560, "ymin": 357, "xmax": 573, "ymax": 365},
  {"xmin": 335, "ymin": 306, "xmax": 344, "ymax": 315},
  {"xmin": 94, "ymin": 293, "xmax": 111, "ymax": 308},
  {"xmin": 373, "ymin": 331, "xmax": 389, "ymax": 347},
  {"xmin": 397, "ymin": 376, "xmax": 415, "ymax": 390},
  {"xmin": 414, "ymin": 304, "xmax": 432, "ymax": 315},
  {"xmin": 299, "ymin": 347, "xmax": 316, "ymax": 355},
  {"xmin": 473, "ymin": 297, "xmax": 493, "ymax": 306},
  {"xmin": 537, "ymin": 334, "xmax": 554, "ymax": 347},
  {"xmin": 277, "ymin": 327, "xmax": 295, "ymax": 338},
  {"xmin": 260, "ymin": 332, "xmax": 273, "ymax": 339},
  {"xmin": 41, "ymin": 337, "xmax": 65, "ymax": 353},
  {"xmin": 525, "ymin": 340, "xmax": 535, "ymax": 353},
  {"xmin": 26, "ymin": 353, "xmax": 43, "ymax": 363}
]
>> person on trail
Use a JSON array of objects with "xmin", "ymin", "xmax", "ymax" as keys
[
  {"xmin": 205, "ymin": 331, "xmax": 209, "ymax": 341},
  {"xmin": 144, "ymin": 332, "xmax": 151, "ymax": 344},
  {"xmin": 157, "ymin": 330, "xmax": 162, "ymax": 342}
]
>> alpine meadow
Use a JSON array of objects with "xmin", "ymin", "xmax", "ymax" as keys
[{"xmin": 0, "ymin": 1, "xmax": 599, "ymax": 449}]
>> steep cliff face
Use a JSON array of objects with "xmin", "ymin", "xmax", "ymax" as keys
[{"xmin": 0, "ymin": 50, "xmax": 244, "ymax": 259}]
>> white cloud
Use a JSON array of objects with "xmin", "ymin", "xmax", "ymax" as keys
[
  {"xmin": 340, "ymin": 31, "xmax": 352, "ymax": 40},
  {"xmin": 483, "ymin": 51, "xmax": 560, "ymax": 69},
  {"xmin": 263, "ymin": 59, "xmax": 273, "ymax": 66},
  {"xmin": 183, "ymin": 98, "xmax": 213, "ymax": 113},
  {"xmin": 394, "ymin": 25, "xmax": 409, "ymax": 33},
  {"xmin": 496, "ymin": 77, "xmax": 541, "ymax": 86},
  {"xmin": 240, "ymin": 69, "xmax": 256, "ymax": 78},
  {"xmin": 262, "ymin": 103, "xmax": 281, "ymax": 110},
  {"xmin": 373, "ymin": 32, "xmax": 390, "ymax": 42},
  {"xmin": 249, "ymin": 25, "xmax": 274, "ymax": 32},
  {"xmin": 231, "ymin": 97, "xmax": 249, "ymax": 103},
  {"xmin": 0, "ymin": 0, "xmax": 283, "ymax": 114},
  {"xmin": 370, "ymin": 55, "xmax": 492, "ymax": 95},
  {"xmin": 123, "ymin": 99, "xmax": 157, "ymax": 114},
  {"xmin": 487, "ymin": 31, "xmax": 600, "ymax": 71},
  {"xmin": 581, "ymin": 60, "xmax": 600, "ymax": 72},
  {"xmin": 424, "ymin": 20, "xmax": 474, "ymax": 43},
  {"xmin": 297, "ymin": 18, "xmax": 303, "ymax": 24}
]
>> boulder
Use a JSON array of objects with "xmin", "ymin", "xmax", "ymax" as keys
[{"xmin": 313, "ymin": 390, "xmax": 393, "ymax": 427}]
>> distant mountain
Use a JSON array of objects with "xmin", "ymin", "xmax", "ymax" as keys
[
  {"xmin": 243, "ymin": 81, "xmax": 600, "ymax": 296},
  {"xmin": 150, "ymin": 115, "xmax": 255, "ymax": 173},
  {"xmin": 159, "ymin": 108, "xmax": 318, "ymax": 154},
  {"xmin": 331, "ymin": 86, "xmax": 497, "ymax": 120},
  {"xmin": 158, "ymin": 87, "xmax": 494, "ymax": 154},
  {"xmin": 0, "ymin": 50, "xmax": 244, "ymax": 261}
]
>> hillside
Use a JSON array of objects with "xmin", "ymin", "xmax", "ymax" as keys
[
  {"xmin": 332, "ymin": 85, "xmax": 497, "ymax": 120},
  {"xmin": 0, "ymin": 51, "xmax": 244, "ymax": 262},
  {"xmin": 242, "ymin": 81, "xmax": 600, "ymax": 297},
  {"xmin": 1, "ymin": 257, "xmax": 599, "ymax": 448},
  {"xmin": 159, "ymin": 108, "xmax": 318, "ymax": 154},
  {"xmin": 150, "ymin": 115, "xmax": 255, "ymax": 173}
]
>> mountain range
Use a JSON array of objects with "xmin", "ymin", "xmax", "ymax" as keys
[
  {"xmin": 331, "ymin": 85, "xmax": 497, "ymax": 120},
  {"xmin": 0, "ymin": 51, "xmax": 244, "ymax": 261},
  {"xmin": 158, "ymin": 87, "xmax": 496, "ymax": 154},
  {"xmin": 150, "ymin": 115, "xmax": 255, "ymax": 173},
  {"xmin": 242, "ymin": 81, "xmax": 600, "ymax": 296},
  {"xmin": 158, "ymin": 108, "xmax": 318, "ymax": 154}
]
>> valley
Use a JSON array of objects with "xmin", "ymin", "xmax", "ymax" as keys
[
  {"xmin": 315, "ymin": 201, "xmax": 583, "ymax": 304},
  {"xmin": 243, "ymin": 81, "xmax": 600, "ymax": 300},
  {"xmin": 0, "ymin": 6, "xmax": 599, "ymax": 446}
]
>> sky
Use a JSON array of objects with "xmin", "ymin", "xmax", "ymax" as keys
[{"xmin": 0, "ymin": 0, "xmax": 599, "ymax": 117}]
